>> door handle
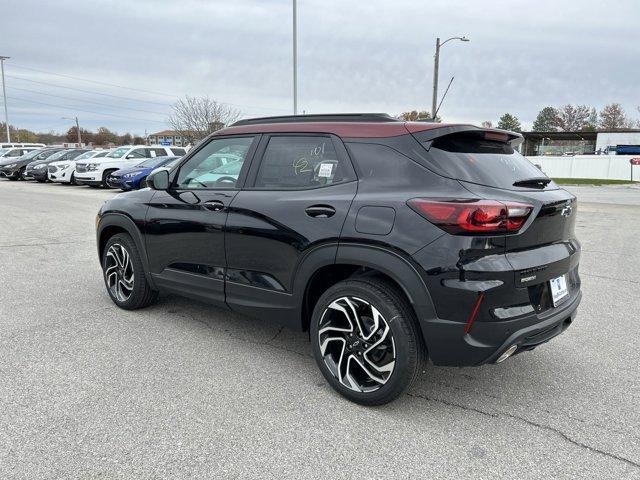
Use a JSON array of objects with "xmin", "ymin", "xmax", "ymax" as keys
[
  {"xmin": 305, "ymin": 205, "xmax": 336, "ymax": 218},
  {"xmin": 203, "ymin": 200, "xmax": 225, "ymax": 212}
]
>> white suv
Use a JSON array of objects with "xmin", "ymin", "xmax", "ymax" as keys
[
  {"xmin": 48, "ymin": 150, "xmax": 110, "ymax": 185},
  {"xmin": 75, "ymin": 145, "xmax": 186, "ymax": 187}
]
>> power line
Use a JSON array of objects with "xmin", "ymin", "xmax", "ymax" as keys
[
  {"xmin": 7, "ymin": 67, "xmax": 290, "ymax": 113},
  {"xmin": 6, "ymin": 75, "xmax": 173, "ymax": 107},
  {"xmin": 7, "ymin": 96, "xmax": 167, "ymax": 124},
  {"xmin": 8, "ymin": 85, "xmax": 169, "ymax": 116},
  {"xmin": 10, "ymin": 64, "xmax": 176, "ymax": 98}
]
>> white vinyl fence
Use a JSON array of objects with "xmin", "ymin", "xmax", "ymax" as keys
[{"xmin": 525, "ymin": 155, "xmax": 640, "ymax": 181}]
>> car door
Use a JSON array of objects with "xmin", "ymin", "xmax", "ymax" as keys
[
  {"xmin": 224, "ymin": 134, "xmax": 358, "ymax": 327},
  {"xmin": 144, "ymin": 135, "xmax": 259, "ymax": 306}
]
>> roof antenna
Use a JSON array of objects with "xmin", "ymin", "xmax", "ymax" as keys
[{"xmin": 433, "ymin": 76, "xmax": 454, "ymax": 119}]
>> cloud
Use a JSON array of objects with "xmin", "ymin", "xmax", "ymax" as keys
[{"xmin": 2, "ymin": 0, "xmax": 638, "ymax": 135}]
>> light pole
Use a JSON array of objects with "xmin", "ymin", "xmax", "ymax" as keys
[
  {"xmin": 431, "ymin": 36, "xmax": 469, "ymax": 120},
  {"xmin": 0, "ymin": 56, "xmax": 10, "ymax": 142},
  {"xmin": 62, "ymin": 116, "xmax": 82, "ymax": 145},
  {"xmin": 292, "ymin": 0, "xmax": 298, "ymax": 115}
]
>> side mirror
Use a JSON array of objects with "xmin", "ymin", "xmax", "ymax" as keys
[{"xmin": 148, "ymin": 169, "xmax": 169, "ymax": 190}]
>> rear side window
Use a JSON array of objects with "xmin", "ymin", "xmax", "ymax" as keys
[
  {"xmin": 414, "ymin": 130, "xmax": 545, "ymax": 189},
  {"xmin": 171, "ymin": 148, "xmax": 186, "ymax": 156},
  {"xmin": 255, "ymin": 136, "xmax": 347, "ymax": 189}
]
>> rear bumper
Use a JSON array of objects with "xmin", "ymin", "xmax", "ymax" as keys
[{"xmin": 420, "ymin": 283, "xmax": 581, "ymax": 367}]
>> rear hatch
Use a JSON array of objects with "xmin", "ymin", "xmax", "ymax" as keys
[{"xmin": 411, "ymin": 127, "xmax": 580, "ymax": 310}]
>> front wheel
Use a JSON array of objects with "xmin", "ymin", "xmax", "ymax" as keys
[
  {"xmin": 102, "ymin": 170, "xmax": 116, "ymax": 188},
  {"xmin": 102, "ymin": 233, "xmax": 158, "ymax": 310},
  {"xmin": 311, "ymin": 278, "xmax": 425, "ymax": 406}
]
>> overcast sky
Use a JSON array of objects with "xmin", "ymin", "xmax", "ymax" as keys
[{"xmin": 2, "ymin": 0, "xmax": 639, "ymax": 136}]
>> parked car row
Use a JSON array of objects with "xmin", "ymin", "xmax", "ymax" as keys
[{"xmin": 0, "ymin": 145, "xmax": 186, "ymax": 190}]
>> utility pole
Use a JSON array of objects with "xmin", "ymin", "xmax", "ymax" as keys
[
  {"xmin": 431, "ymin": 36, "xmax": 469, "ymax": 120},
  {"xmin": 0, "ymin": 56, "xmax": 10, "ymax": 142},
  {"xmin": 292, "ymin": 0, "xmax": 298, "ymax": 115},
  {"xmin": 74, "ymin": 116, "xmax": 81, "ymax": 145},
  {"xmin": 431, "ymin": 38, "xmax": 440, "ymax": 121},
  {"xmin": 62, "ymin": 116, "xmax": 82, "ymax": 145}
]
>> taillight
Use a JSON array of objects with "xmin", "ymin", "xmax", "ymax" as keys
[{"xmin": 407, "ymin": 198, "xmax": 533, "ymax": 235}]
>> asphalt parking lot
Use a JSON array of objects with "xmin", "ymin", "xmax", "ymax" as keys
[{"xmin": 1, "ymin": 181, "xmax": 639, "ymax": 479}]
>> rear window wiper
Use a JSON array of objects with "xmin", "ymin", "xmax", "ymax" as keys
[{"xmin": 512, "ymin": 177, "xmax": 551, "ymax": 188}]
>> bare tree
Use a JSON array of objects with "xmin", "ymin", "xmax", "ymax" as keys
[
  {"xmin": 168, "ymin": 96, "xmax": 241, "ymax": 144},
  {"xmin": 481, "ymin": 121, "xmax": 493, "ymax": 128},
  {"xmin": 398, "ymin": 110, "xmax": 431, "ymax": 121},
  {"xmin": 554, "ymin": 104, "xmax": 590, "ymax": 131},
  {"xmin": 599, "ymin": 103, "xmax": 632, "ymax": 130}
]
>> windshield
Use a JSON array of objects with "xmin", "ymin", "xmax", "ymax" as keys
[
  {"xmin": 46, "ymin": 150, "xmax": 68, "ymax": 161},
  {"xmin": 211, "ymin": 161, "xmax": 242, "ymax": 175},
  {"xmin": 106, "ymin": 147, "xmax": 129, "ymax": 159},
  {"xmin": 165, "ymin": 158, "xmax": 180, "ymax": 168},
  {"xmin": 17, "ymin": 149, "xmax": 43, "ymax": 160},
  {"xmin": 0, "ymin": 148, "xmax": 9, "ymax": 156},
  {"xmin": 137, "ymin": 157, "xmax": 167, "ymax": 168},
  {"xmin": 414, "ymin": 130, "xmax": 549, "ymax": 190},
  {"xmin": 75, "ymin": 151, "xmax": 99, "ymax": 160}
]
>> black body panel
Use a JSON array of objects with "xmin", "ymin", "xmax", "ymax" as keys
[{"xmin": 95, "ymin": 125, "xmax": 582, "ymax": 368}]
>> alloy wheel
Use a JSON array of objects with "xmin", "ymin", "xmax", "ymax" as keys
[
  {"xmin": 104, "ymin": 244, "xmax": 135, "ymax": 302},
  {"xmin": 318, "ymin": 296, "xmax": 396, "ymax": 393}
]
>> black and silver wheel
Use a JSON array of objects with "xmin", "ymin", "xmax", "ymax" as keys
[
  {"xmin": 102, "ymin": 233, "xmax": 158, "ymax": 309},
  {"xmin": 102, "ymin": 169, "xmax": 116, "ymax": 188},
  {"xmin": 311, "ymin": 278, "xmax": 425, "ymax": 406}
]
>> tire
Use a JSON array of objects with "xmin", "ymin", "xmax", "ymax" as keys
[
  {"xmin": 138, "ymin": 176, "xmax": 148, "ymax": 189},
  {"xmin": 102, "ymin": 233, "xmax": 158, "ymax": 310},
  {"xmin": 311, "ymin": 277, "xmax": 426, "ymax": 406},
  {"xmin": 36, "ymin": 178, "xmax": 46, "ymax": 183},
  {"xmin": 70, "ymin": 172, "xmax": 76, "ymax": 185},
  {"xmin": 102, "ymin": 169, "xmax": 116, "ymax": 188}
]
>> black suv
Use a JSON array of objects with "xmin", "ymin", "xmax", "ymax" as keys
[{"xmin": 96, "ymin": 114, "xmax": 581, "ymax": 405}]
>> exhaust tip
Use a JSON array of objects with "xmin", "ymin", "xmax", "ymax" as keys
[{"xmin": 496, "ymin": 345, "xmax": 518, "ymax": 364}]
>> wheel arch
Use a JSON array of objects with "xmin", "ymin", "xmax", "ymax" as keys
[
  {"xmin": 295, "ymin": 243, "xmax": 437, "ymax": 353},
  {"xmin": 97, "ymin": 213, "xmax": 156, "ymax": 289}
]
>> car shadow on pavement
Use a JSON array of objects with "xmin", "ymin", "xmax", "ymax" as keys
[{"xmin": 147, "ymin": 293, "xmax": 583, "ymax": 415}]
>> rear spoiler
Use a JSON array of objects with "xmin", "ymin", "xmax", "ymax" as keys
[{"xmin": 406, "ymin": 124, "xmax": 524, "ymax": 148}]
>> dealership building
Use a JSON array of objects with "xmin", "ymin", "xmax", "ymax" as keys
[
  {"xmin": 521, "ymin": 129, "xmax": 640, "ymax": 156},
  {"xmin": 146, "ymin": 130, "xmax": 190, "ymax": 147}
]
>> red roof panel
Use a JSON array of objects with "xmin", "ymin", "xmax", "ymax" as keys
[{"xmin": 215, "ymin": 121, "xmax": 454, "ymax": 139}]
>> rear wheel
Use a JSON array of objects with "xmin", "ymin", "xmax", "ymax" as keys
[
  {"xmin": 311, "ymin": 278, "xmax": 425, "ymax": 406},
  {"xmin": 102, "ymin": 233, "xmax": 158, "ymax": 310}
]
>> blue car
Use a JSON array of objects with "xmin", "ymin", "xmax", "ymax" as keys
[{"xmin": 107, "ymin": 156, "xmax": 180, "ymax": 190}]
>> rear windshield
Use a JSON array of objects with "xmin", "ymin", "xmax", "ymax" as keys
[{"xmin": 414, "ymin": 130, "xmax": 547, "ymax": 189}]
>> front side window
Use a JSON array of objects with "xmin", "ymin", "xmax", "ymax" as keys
[
  {"xmin": 175, "ymin": 136, "xmax": 254, "ymax": 189},
  {"xmin": 127, "ymin": 148, "xmax": 148, "ymax": 159},
  {"xmin": 254, "ymin": 136, "xmax": 344, "ymax": 189}
]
